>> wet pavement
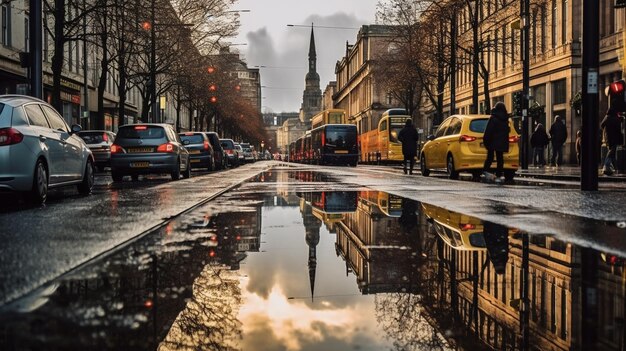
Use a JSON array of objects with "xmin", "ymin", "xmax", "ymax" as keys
[{"xmin": 1, "ymin": 169, "xmax": 624, "ymax": 350}]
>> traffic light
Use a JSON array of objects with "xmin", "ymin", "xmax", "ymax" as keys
[
  {"xmin": 210, "ymin": 96, "xmax": 218, "ymax": 104},
  {"xmin": 207, "ymin": 66, "xmax": 216, "ymax": 74},
  {"xmin": 141, "ymin": 21, "xmax": 152, "ymax": 31},
  {"xmin": 512, "ymin": 91, "xmax": 523, "ymax": 117},
  {"xmin": 608, "ymin": 79, "xmax": 626, "ymax": 112}
]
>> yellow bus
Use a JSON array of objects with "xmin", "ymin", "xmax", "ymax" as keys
[
  {"xmin": 360, "ymin": 108, "xmax": 408, "ymax": 163},
  {"xmin": 311, "ymin": 109, "xmax": 347, "ymax": 130}
]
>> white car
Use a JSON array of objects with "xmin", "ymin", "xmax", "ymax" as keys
[{"xmin": 0, "ymin": 95, "xmax": 95, "ymax": 203}]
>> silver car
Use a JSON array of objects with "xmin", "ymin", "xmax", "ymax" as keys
[{"xmin": 0, "ymin": 95, "xmax": 95, "ymax": 203}]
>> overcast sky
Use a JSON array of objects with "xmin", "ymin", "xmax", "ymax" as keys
[{"xmin": 233, "ymin": 0, "xmax": 379, "ymax": 113}]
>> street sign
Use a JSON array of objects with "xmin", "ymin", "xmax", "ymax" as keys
[{"xmin": 615, "ymin": 0, "xmax": 626, "ymax": 8}]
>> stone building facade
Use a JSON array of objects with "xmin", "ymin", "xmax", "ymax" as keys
[
  {"xmin": 333, "ymin": 25, "xmax": 402, "ymax": 137},
  {"xmin": 428, "ymin": 0, "xmax": 626, "ymax": 164}
]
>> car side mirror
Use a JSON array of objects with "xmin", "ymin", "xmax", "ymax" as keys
[
  {"xmin": 427, "ymin": 134, "xmax": 435, "ymax": 141},
  {"xmin": 183, "ymin": 140, "xmax": 190, "ymax": 145},
  {"xmin": 70, "ymin": 124, "xmax": 82, "ymax": 134}
]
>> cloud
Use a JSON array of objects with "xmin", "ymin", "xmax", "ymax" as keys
[{"xmin": 243, "ymin": 12, "xmax": 371, "ymax": 113}]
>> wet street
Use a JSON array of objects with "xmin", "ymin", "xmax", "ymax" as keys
[{"xmin": 1, "ymin": 162, "xmax": 626, "ymax": 350}]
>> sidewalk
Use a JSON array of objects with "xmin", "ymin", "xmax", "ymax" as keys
[{"xmin": 516, "ymin": 165, "xmax": 626, "ymax": 182}]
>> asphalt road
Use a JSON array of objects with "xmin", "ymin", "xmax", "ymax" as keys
[{"xmin": 1, "ymin": 161, "xmax": 626, "ymax": 307}]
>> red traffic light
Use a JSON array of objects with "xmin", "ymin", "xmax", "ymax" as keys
[
  {"xmin": 235, "ymin": 85, "xmax": 241, "ymax": 91},
  {"xmin": 141, "ymin": 21, "xmax": 152, "ymax": 31},
  {"xmin": 610, "ymin": 80, "xmax": 625, "ymax": 94},
  {"xmin": 209, "ymin": 84, "xmax": 217, "ymax": 92},
  {"xmin": 210, "ymin": 96, "xmax": 218, "ymax": 103},
  {"xmin": 207, "ymin": 66, "xmax": 216, "ymax": 74}
]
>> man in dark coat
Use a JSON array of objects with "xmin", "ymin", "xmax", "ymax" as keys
[
  {"xmin": 482, "ymin": 102, "xmax": 510, "ymax": 182},
  {"xmin": 398, "ymin": 118, "xmax": 419, "ymax": 174},
  {"xmin": 530, "ymin": 123, "xmax": 549, "ymax": 167},
  {"xmin": 600, "ymin": 108, "xmax": 624, "ymax": 175},
  {"xmin": 549, "ymin": 115, "xmax": 567, "ymax": 167}
]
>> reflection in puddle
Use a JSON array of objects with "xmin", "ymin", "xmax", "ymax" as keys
[{"xmin": 1, "ymin": 172, "xmax": 625, "ymax": 350}]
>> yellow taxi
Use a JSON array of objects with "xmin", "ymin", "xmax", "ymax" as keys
[{"xmin": 420, "ymin": 114, "xmax": 519, "ymax": 180}]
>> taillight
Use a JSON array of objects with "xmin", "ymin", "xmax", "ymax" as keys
[
  {"xmin": 204, "ymin": 140, "xmax": 210, "ymax": 150},
  {"xmin": 157, "ymin": 143, "xmax": 174, "ymax": 153},
  {"xmin": 110, "ymin": 144, "xmax": 125, "ymax": 153},
  {"xmin": 460, "ymin": 223, "xmax": 476, "ymax": 231},
  {"xmin": 0, "ymin": 128, "xmax": 24, "ymax": 146},
  {"xmin": 459, "ymin": 135, "xmax": 477, "ymax": 142},
  {"xmin": 321, "ymin": 132, "xmax": 326, "ymax": 147},
  {"xmin": 509, "ymin": 135, "xmax": 520, "ymax": 143},
  {"xmin": 102, "ymin": 133, "xmax": 109, "ymax": 142},
  {"xmin": 134, "ymin": 125, "xmax": 148, "ymax": 130}
]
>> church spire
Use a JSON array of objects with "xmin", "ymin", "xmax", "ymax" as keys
[{"xmin": 308, "ymin": 24, "xmax": 316, "ymax": 73}]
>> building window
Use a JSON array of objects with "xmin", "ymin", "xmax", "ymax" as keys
[
  {"xmin": 541, "ymin": 5, "xmax": 546, "ymax": 52},
  {"xmin": 532, "ymin": 9, "xmax": 537, "ymax": 56},
  {"xmin": 552, "ymin": 79, "xmax": 566, "ymax": 104},
  {"xmin": 1, "ymin": 4, "xmax": 10, "ymax": 47},
  {"xmin": 511, "ymin": 26, "xmax": 516, "ymax": 64},
  {"xmin": 561, "ymin": 0, "xmax": 567, "ymax": 44},
  {"xmin": 494, "ymin": 29, "xmax": 499, "ymax": 70},
  {"xmin": 551, "ymin": 0, "xmax": 557, "ymax": 49},
  {"xmin": 502, "ymin": 25, "xmax": 507, "ymax": 69}
]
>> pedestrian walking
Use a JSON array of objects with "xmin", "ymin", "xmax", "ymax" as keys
[
  {"xmin": 548, "ymin": 115, "xmax": 567, "ymax": 167},
  {"xmin": 575, "ymin": 130, "xmax": 582, "ymax": 165},
  {"xmin": 600, "ymin": 108, "xmax": 624, "ymax": 175},
  {"xmin": 482, "ymin": 102, "xmax": 510, "ymax": 183},
  {"xmin": 398, "ymin": 118, "xmax": 419, "ymax": 174},
  {"xmin": 530, "ymin": 123, "xmax": 549, "ymax": 167}
]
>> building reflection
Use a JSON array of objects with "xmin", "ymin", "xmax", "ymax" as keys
[{"xmin": 418, "ymin": 203, "xmax": 626, "ymax": 351}]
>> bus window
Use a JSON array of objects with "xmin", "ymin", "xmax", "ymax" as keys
[
  {"xmin": 389, "ymin": 119, "xmax": 405, "ymax": 143},
  {"xmin": 380, "ymin": 120, "xmax": 387, "ymax": 132},
  {"xmin": 328, "ymin": 112, "xmax": 344, "ymax": 124}
]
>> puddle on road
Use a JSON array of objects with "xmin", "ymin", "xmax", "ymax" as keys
[{"xmin": 1, "ymin": 170, "xmax": 625, "ymax": 350}]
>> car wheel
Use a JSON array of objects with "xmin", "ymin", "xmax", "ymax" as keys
[
  {"xmin": 183, "ymin": 160, "xmax": 192, "ymax": 179},
  {"xmin": 77, "ymin": 159, "xmax": 95, "ymax": 194},
  {"xmin": 171, "ymin": 159, "xmax": 181, "ymax": 180},
  {"xmin": 207, "ymin": 158, "xmax": 213, "ymax": 172},
  {"xmin": 112, "ymin": 170, "xmax": 124, "ymax": 182},
  {"xmin": 447, "ymin": 154, "xmax": 459, "ymax": 180},
  {"xmin": 420, "ymin": 154, "xmax": 430, "ymax": 177},
  {"xmin": 30, "ymin": 159, "xmax": 48, "ymax": 204}
]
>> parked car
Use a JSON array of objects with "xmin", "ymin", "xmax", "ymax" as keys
[
  {"xmin": 234, "ymin": 144, "xmax": 245, "ymax": 164},
  {"xmin": 220, "ymin": 138, "xmax": 239, "ymax": 167},
  {"xmin": 239, "ymin": 143, "xmax": 255, "ymax": 163},
  {"xmin": 179, "ymin": 132, "xmax": 214, "ymax": 171},
  {"xmin": 420, "ymin": 114, "xmax": 520, "ymax": 180},
  {"xmin": 110, "ymin": 123, "xmax": 191, "ymax": 182},
  {"xmin": 205, "ymin": 132, "xmax": 227, "ymax": 170},
  {"xmin": 77, "ymin": 130, "xmax": 116, "ymax": 172},
  {"xmin": 0, "ymin": 95, "xmax": 94, "ymax": 203}
]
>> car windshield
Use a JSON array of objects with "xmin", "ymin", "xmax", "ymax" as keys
[
  {"xmin": 180, "ymin": 134, "xmax": 204, "ymax": 144},
  {"xmin": 117, "ymin": 126, "xmax": 165, "ymax": 139},
  {"xmin": 78, "ymin": 132, "xmax": 108, "ymax": 144},
  {"xmin": 469, "ymin": 119, "xmax": 489, "ymax": 133},
  {"xmin": 220, "ymin": 140, "xmax": 235, "ymax": 149}
]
